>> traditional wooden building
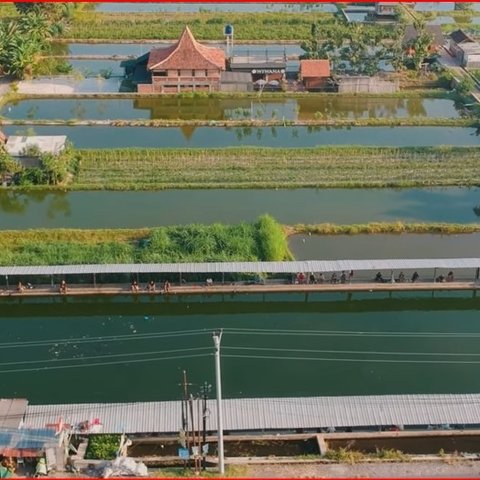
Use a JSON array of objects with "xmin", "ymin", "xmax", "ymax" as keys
[
  {"xmin": 299, "ymin": 60, "xmax": 331, "ymax": 91},
  {"xmin": 136, "ymin": 26, "xmax": 225, "ymax": 94}
]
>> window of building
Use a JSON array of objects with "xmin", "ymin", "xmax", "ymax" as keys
[
  {"xmin": 177, "ymin": 70, "xmax": 181, "ymax": 76},
  {"xmin": 205, "ymin": 69, "xmax": 208, "ymax": 76},
  {"xmin": 192, "ymin": 70, "xmax": 195, "ymax": 77}
]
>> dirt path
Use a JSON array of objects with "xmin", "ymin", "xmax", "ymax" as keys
[{"xmin": 244, "ymin": 460, "xmax": 480, "ymax": 478}]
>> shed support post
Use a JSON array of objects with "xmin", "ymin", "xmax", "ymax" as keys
[
  {"xmin": 5, "ymin": 275, "xmax": 8, "ymax": 290},
  {"xmin": 476, "ymin": 268, "xmax": 480, "ymax": 282},
  {"xmin": 433, "ymin": 268, "xmax": 437, "ymax": 283},
  {"xmin": 93, "ymin": 273, "xmax": 96, "ymax": 288},
  {"xmin": 222, "ymin": 272, "xmax": 225, "ymax": 285},
  {"xmin": 51, "ymin": 275, "xmax": 53, "ymax": 287},
  {"xmin": 179, "ymin": 272, "xmax": 182, "ymax": 285}
]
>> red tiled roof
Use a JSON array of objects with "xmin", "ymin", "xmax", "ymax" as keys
[
  {"xmin": 300, "ymin": 60, "xmax": 331, "ymax": 78},
  {"xmin": 148, "ymin": 26, "xmax": 225, "ymax": 71}
]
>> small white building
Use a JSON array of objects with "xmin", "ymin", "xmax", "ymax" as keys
[
  {"xmin": 4, "ymin": 135, "xmax": 67, "ymax": 167},
  {"xmin": 457, "ymin": 42, "xmax": 480, "ymax": 68}
]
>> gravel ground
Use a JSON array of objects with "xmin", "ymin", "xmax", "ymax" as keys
[{"xmin": 243, "ymin": 460, "xmax": 480, "ymax": 478}]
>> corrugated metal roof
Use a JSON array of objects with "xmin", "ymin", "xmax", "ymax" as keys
[
  {"xmin": 1, "ymin": 259, "xmax": 479, "ymax": 277},
  {"xmin": 23, "ymin": 394, "xmax": 480, "ymax": 434},
  {"xmin": 0, "ymin": 399, "xmax": 28, "ymax": 429},
  {"xmin": 0, "ymin": 428, "xmax": 58, "ymax": 456}
]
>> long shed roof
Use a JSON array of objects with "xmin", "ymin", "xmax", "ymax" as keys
[
  {"xmin": 0, "ymin": 399, "xmax": 28, "ymax": 430},
  {"xmin": 0, "ymin": 258, "xmax": 479, "ymax": 277},
  {"xmin": 23, "ymin": 394, "xmax": 480, "ymax": 434}
]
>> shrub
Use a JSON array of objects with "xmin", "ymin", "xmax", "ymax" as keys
[{"xmin": 85, "ymin": 435, "xmax": 120, "ymax": 460}]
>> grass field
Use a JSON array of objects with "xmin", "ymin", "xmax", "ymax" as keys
[
  {"xmin": 66, "ymin": 11, "xmax": 389, "ymax": 41},
  {"xmin": 71, "ymin": 146, "xmax": 480, "ymax": 190},
  {"xmin": 0, "ymin": 215, "xmax": 291, "ymax": 266}
]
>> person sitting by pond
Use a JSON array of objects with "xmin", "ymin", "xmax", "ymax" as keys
[
  {"xmin": 348, "ymin": 270, "xmax": 354, "ymax": 283},
  {"xmin": 340, "ymin": 271, "xmax": 347, "ymax": 284},
  {"xmin": 131, "ymin": 280, "xmax": 139, "ymax": 293},
  {"xmin": 309, "ymin": 273, "xmax": 316, "ymax": 284},
  {"xmin": 411, "ymin": 271, "xmax": 419, "ymax": 283},
  {"xmin": 375, "ymin": 272, "xmax": 384, "ymax": 283},
  {"xmin": 436, "ymin": 274, "xmax": 445, "ymax": 283},
  {"xmin": 397, "ymin": 272, "xmax": 406, "ymax": 283},
  {"xmin": 147, "ymin": 280, "xmax": 156, "ymax": 292},
  {"xmin": 297, "ymin": 272, "xmax": 306, "ymax": 284},
  {"xmin": 164, "ymin": 280, "xmax": 171, "ymax": 293},
  {"xmin": 59, "ymin": 280, "xmax": 67, "ymax": 294},
  {"xmin": 318, "ymin": 272, "xmax": 325, "ymax": 284},
  {"xmin": 330, "ymin": 272, "xmax": 338, "ymax": 284},
  {"xmin": 446, "ymin": 271, "xmax": 455, "ymax": 282},
  {"xmin": 17, "ymin": 281, "xmax": 25, "ymax": 293}
]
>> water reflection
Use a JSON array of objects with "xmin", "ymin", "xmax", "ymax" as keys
[
  {"xmin": 3, "ymin": 97, "xmax": 462, "ymax": 121},
  {"xmin": 1, "ymin": 188, "xmax": 479, "ymax": 230},
  {"xmin": 0, "ymin": 191, "xmax": 71, "ymax": 219}
]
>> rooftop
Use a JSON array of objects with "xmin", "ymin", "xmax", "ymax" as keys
[
  {"xmin": 23, "ymin": 394, "xmax": 480, "ymax": 434},
  {"xmin": 0, "ymin": 399, "xmax": 28, "ymax": 430},
  {"xmin": 147, "ymin": 26, "xmax": 225, "ymax": 71},
  {"xmin": 403, "ymin": 24, "xmax": 444, "ymax": 46},
  {"xmin": 0, "ymin": 258, "xmax": 479, "ymax": 277},
  {"xmin": 300, "ymin": 59, "xmax": 331, "ymax": 78},
  {"xmin": 450, "ymin": 29, "xmax": 475, "ymax": 45},
  {"xmin": 5, "ymin": 136, "xmax": 67, "ymax": 157}
]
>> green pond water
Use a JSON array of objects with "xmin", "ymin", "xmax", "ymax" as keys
[
  {"xmin": 2, "ymin": 97, "xmax": 462, "ymax": 121},
  {"xmin": 290, "ymin": 233, "xmax": 480, "ymax": 261},
  {"xmin": 1, "ymin": 293, "xmax": 480, "ymax": 404},
  {"xmin": 1, "ymin": 188, "xmax": 479, "ymax": 230},
  {"xmin": 4, "ymin": 126, "xmax": 480, "ymax": 148}
]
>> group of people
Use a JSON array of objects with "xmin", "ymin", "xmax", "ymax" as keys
[
  {"xmin": 131, "ymin": 280, "xmax": 171, "ymax": 293},
  {"xmin": 296, "ymin": 271, "xmax": 354, "ymax": 285},
  {"xmin": 436, "ymin": 271, "xmax": 455, "ymax": 283},
  {"xmin": 374, "ymin": 270, "xmax": 455, "ymax": 284},
  {"xmin": 375, "ymin": 271, "xmax": 419, "ymax": 283}
]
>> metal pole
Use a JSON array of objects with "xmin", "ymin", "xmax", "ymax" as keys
[{"xmin": 213, "ymin": 330, "xmax": 225, "ymax": 474}]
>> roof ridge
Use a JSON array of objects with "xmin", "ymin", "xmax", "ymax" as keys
[{"xmin": 149, "ymin": 25, "xmax": 222, "ymax": 71}]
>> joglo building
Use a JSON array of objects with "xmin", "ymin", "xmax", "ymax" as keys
[{"xmin": 123, "ymin": 26, "xmax": 295, "ymax": 93}]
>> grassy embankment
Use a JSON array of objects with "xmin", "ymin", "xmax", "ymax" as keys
[
  {"xmin": 288, "ymin": 222, "xmax": 480, "ymax": 236},
  {"xmin": 66, "ymin": 10, "xmax": 394, "ymax": 41},
  {"xmin": 2, "ymin": 219, "xmax": 479, "ymax": 267},
  {"xmin": 0, "ymin": 215, "xmax": 292, "ymax": 266},
  {"xmin": 68, "ymin": 146, "xmax": 480, "ymax": 190}
]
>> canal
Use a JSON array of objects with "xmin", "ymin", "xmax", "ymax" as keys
[
  {"xmin": 1, "ymin": 294, "xmax": 480, "ymax": 404},
  {"xmin": 1, "ymin": 188, "xmax": 479, "ymax": 229},
  {"xmin": 2, "ymin": 97, "xmax": 462, "ymax": 121},
  {"xmin": 4, "ymin": 126, "xmax": 480, "ymax": 148},
  {"xmin": 289, "ymin": 233, "xmax": 480, "ymax": 260}
]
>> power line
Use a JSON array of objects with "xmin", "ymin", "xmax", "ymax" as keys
[
  {"xmin": 0, "ymin": 353, "xmax": 212, "ymax": 374},
  {"xmin": 0, "ymin": 328, "xmax": 211, "ymax": 349},
  {"xmin": 223, "ymin": 353, "xmax": 480, "ymax": 365},
  {"xmin": 0, "ymin": 347, "xmax": 211, "ymax": 368},
  {"xmin": 222, "ymin": 327, "xmax": 480, "ymax": 338},
  {"xmin": 223, "ymin": 346, "xmax": 480, "ymax": 357}
]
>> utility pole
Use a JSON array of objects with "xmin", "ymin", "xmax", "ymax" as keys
[
  {"xmin": 199, "ymin": 381, "xmax": 212, "ymax": 471},
  {"xmin": 181, "ymin": 370, "xmax": 192, "ymax": 470},
  {"xmin": 213, "ymin": 330, "xmax": 225, "ymax": 475}
]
